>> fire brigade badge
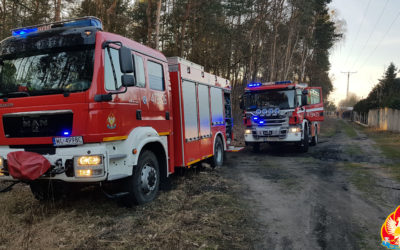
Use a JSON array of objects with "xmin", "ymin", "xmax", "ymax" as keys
[
  {"xmin": 381, "ymin": 206, "xmax": 400, "ymax": 249},
  {"xmin": 107, "ymin": 113, "xmax": 116, "ymax": 129}
]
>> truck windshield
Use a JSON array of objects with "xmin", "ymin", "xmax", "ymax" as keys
[
  {"xmin": 0, "ymin": 47, "xmax": 94, "ymax": 98},
  {"xmin": 244, "ymin": 89, "xmax": 295, "ymax": 110}
]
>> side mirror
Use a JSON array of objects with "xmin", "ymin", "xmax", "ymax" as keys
[
  {"xmin": 122, "ymin": 75, "xmax": 136, "ymax": 87},
  {"xmin": 119, "ymin": 46, "xmax": 134, "ymax": 73}
]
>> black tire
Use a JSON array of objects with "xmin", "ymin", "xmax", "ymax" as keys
[
  {"xmin": 30, "ymin": 180, "xmax": 67, "ymax": 201},
  {"xmin": 211, "ymin": 136, "xmax": 224, "ymax": 168},
  {"xmin": 310, "ymin": 125, "xmax": 318, "ymax": 146},
  {"xmin": 252, "ymin": 142, "xmax": 260, "ymax": 152},
  {"xmin": 298, "ymin": 125, "xmax": 309, "ymax": 153},
  {"xmin": 124, "ymin": 150, "xmax": 160, "ymax": 206}
]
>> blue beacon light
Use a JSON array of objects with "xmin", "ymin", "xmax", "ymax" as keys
[
  {"xmin": 12, "ymin": 17, "xmax": 103, "ymax": 37},
  {"xmin": 63, "ymin": 131, "xmax": 70, "ymax": 136},
  {"xmin": 247, "ymin": 82, "xmax": 262, "ymax": 88},
  {"xmin": 12, "ymin": 27, "xmax": 38, "ymax": 37}
]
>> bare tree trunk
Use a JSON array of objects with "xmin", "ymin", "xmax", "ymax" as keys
[
  {"xmin": 146, "ymin": 0, "xmax": 153, "ymax": 47},
  {"xmin": 55, "ymin": 0, "xmax": 61, "ymax": 21},
  {"xmin": 106, "ymin": 0, "xmax": 117, "ymax": 31},
  {"xmin": 178, "ymin": 0, "xmax": 191, "ymax": 57},
  {"xmin": 154, "ymin": 0, "xmax": 162, "ymax": 50}
]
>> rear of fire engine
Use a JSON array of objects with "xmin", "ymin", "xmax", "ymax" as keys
[
  {"xmin": 241, "ymin": 81, "xmax": 324, "ymax": 152},
  {"xmin": 0, "ymin": 17, "xmax": 231, "ymax": 205}
]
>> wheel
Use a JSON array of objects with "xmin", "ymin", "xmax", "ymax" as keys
[
  {"xmin": 125, "ymin": 150, "xmax": 160, "ymax": 206},
  {"xmin": 311, "ymin": 125, "xmax": 318, "ymax": 146},
  {"xmin": 30, "ymin": 180, "xmax": 67, "ymax": 201},
  {"xmin": 298, "ymin": 125, "xmax": 309, "ymax": 153},
  {"xmin": 211, "ymin": 136, "xmax": 224, "ymax": 168}
]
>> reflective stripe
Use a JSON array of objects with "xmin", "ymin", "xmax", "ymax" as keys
[
  {"xmin": 306, "ymin": 107, "xmax": 324, "ymax": 112},
  {"xmin": 103, "ymin": 136, "xmax": 128, "ymax": 142}
]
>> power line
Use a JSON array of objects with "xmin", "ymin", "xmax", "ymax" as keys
[
  {"xmin": 349, "ymin": 0, "xmax": 390, "ymax": 71},
  {"xmin": 357, "ymin": 9, "xmax": 400, "ymax": 72},
  {"xmin": 343, "ymin": 0, "xmax": 372, "ymax": 69}
]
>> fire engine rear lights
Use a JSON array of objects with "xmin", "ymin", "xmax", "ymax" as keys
[
  {"xmin": 77, "ymin": 155, "xmax": 102, "ymax": 166},
  {"xmin": 12, "ymin": 27, "xmax": 38, "ymax": 36}
]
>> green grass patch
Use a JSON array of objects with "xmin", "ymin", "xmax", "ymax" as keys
[
  {"xmin": 320, "ymin": 118, "xmax": 338, "ymax": 137},
  {"xmin": 339, "ymin": 120, "xmax": 358, "ymax": 138},
  {"xmin": 342, "ymin": 162, "xmax": 380, "ymax": 199},
  {"xmin": 346, "ymin": 144, "xmax": 363, "ymax": 158},
  {"xmin": 358, "ymin": 128, "xmax": 400, "ymax": 161},
  {"xmin": 382, "ymin": 163, "xmax": 400, "ymax": 182}
]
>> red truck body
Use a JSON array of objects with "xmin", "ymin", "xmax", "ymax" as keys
[{"xmin": 0, "ymin": 17, "xmax": 231, "ymax": 203}]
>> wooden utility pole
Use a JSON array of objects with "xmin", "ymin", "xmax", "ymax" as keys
[{"xmin": 341, "ymin": 71, "xmax": 357, "ymax": 99}]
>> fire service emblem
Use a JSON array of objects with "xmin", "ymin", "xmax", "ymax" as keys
[
  {"xmin": 106, "ymin": 113, "xmax": 116, "ymax": 129},
  {"xmin": 382, "ymin": 206, "xmax": 400, "ymax": 249}
]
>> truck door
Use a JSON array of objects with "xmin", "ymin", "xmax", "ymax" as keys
[
  {"xmin": 305, "ymin": 87, "xmax": 324, "ymax": 122},
  {"xmin": 103, "ymin": 47, "xmax": 142, "ymax": 135},
  {"xmin": 141, "ymin": 59, "xmax": 170, "ymax": 132}
]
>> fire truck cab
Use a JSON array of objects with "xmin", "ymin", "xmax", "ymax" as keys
[
  {"xmin": 241, "ymin": 81, "xmax": 324, "ymax": 152},
  {"xmin": 0, "ymin": 17, "xmax": 231, "ymax": 204}
]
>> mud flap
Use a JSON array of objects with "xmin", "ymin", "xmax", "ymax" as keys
[
  {"xmin": 226, "ymin": 146, "xmax": 245, "ymax": 152},
  {"xmin": 7, "ymin": 151, "xmax": 51, "ymax": 181}
]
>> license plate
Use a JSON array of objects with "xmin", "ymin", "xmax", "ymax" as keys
[
  {"xmin": 263, "ymin": 130, "xmax": 273, "ymax": 136},
  {"xmin": 53, "ymin": 136, "xmax": 83, "ymax": 146}
]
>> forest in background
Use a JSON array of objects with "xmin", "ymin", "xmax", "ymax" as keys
[{"xmin": 0, "ymin": 0, "xmax": 343, "ymax": 119}]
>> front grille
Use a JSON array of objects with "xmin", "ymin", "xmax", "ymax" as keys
[{"xmin": 3, "ymin": 111, "xmax": 73, "ymax": 138}]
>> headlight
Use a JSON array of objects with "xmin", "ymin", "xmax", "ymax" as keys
[
  {"xmin": 290, "ymin": 127, "xmax": 301, "ymax": 133},
  {"xmin": 245, "ymin": 129, "xmax": 252, "ymax": 134},
  {"xmin": 77, "ymin": 155, "xmax": 102, "ymax": 166},
  {"xmin": 74, "ymin": 155, "xmax": 104, "ymax": 178},
  {"xmin": 0, "ymin": 157, "xmax": 4, "ymax": 176}
]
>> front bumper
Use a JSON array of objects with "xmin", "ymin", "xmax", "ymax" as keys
[
  {"xmin": 0, "ymin": 143, "xmax": 115, "ymax": 182},
  {"xmin": 244, "ymin": 126, "xmax": 302, "ymax": 142}
]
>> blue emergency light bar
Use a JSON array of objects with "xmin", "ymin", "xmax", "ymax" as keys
[
  {"xmin": 247, "ymin": 82, "xmax": 262, "ymax": 88},
  {"xmin": 247, "ymin": 80, "xmax": 293, "ymax": 88},
  {"xmin": 12, "ymin": 16, "xmax": 102, "ymax": 37}
]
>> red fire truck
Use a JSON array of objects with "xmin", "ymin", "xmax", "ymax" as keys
[
  {"xmin": 0, "ymin": 17, "xmax": 232, "ymax": 204},
  {"xmin": 241, "ymin": 81, "xmax": 324, "ymax": 152}
]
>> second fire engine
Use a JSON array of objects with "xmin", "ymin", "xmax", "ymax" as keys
[{"xmin": 241, "ymin": 81, "xmax": 324, "ymax": 152}]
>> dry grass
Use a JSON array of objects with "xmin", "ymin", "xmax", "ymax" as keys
[{"xmin": 0, "ymin": 168, "xmax": 256, "ymax": 249}]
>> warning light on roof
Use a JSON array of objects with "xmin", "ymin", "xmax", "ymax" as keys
[
  {"xmin": 247, "ymin": 82, "xmax": 262, "ymax": 88},
  {"xmin": 12, "ymin": 17, "xmax": 102, "ymax": 37},
  {"xmin": 12, "ymin": 28, "xmax": 38, "ymax": 37},
  {"xmin": 63, "ymin": 131, "xmax": 70, "ymax": 136}
]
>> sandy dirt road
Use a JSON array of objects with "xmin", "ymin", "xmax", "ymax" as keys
[{"xmin": 223, "ymin": 118, "xmax": 400, "ymax": 249}]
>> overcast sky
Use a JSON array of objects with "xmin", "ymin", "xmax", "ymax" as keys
[{"xmin": 328, "ymin": 0, "xmax": 400, "ymax": 105}]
